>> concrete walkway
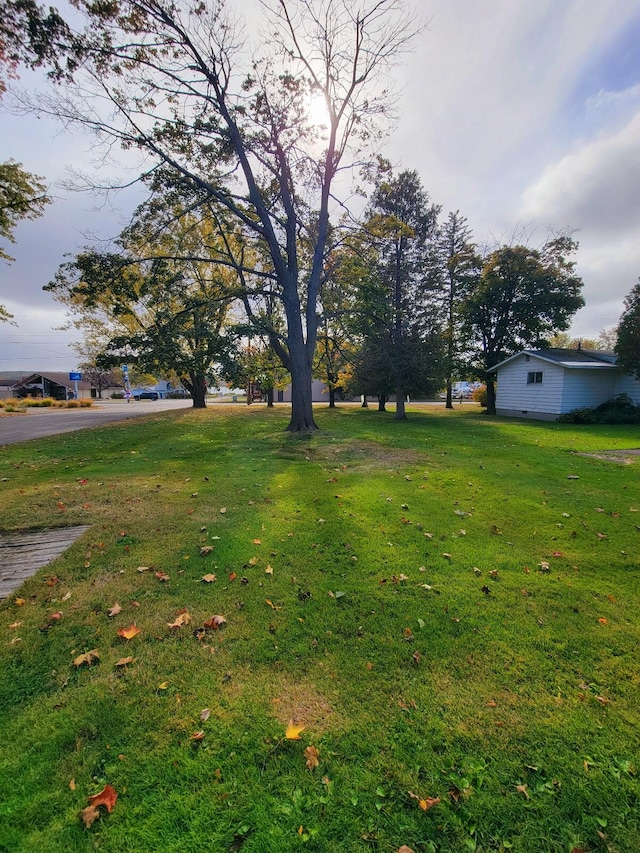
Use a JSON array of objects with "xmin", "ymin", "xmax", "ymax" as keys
[{"xmin": 0, "ymin": 525, "xmax": 91, "ymax": 599}]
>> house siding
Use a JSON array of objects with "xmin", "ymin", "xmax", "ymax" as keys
[
  {"xmin": 495, "ymin": 356, "xmax": 564, "ymax": 418},
  {"xmin": 613, "ymin": 372, "xmax": 640, "ymax": 403},
  {"xmin": 560, "ymin": 369, "xmax": 615, "ymax": 412}
]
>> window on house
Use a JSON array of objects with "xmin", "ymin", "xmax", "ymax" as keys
[{"xmin": 527, "ymin": 371, "xmax": 543, "ymax": 384}]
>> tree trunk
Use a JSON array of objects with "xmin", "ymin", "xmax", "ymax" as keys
[
  {"xmin": 328, "ymin": 387, "xmax": 336, "ymax": 408},
  {"xmin": 378, "ymin": 395, "xmax": 387, "ymax": 412},
  {"xmin": 486, "ymin": 378, "xmax": 496, "ymax": 415},
  {"xmin": 395, "ymin": 389, "xmax": 407, "ymax": 421},
  {"xmin": 187, "ymin": 373, "xmax": 207, "ymax": 409},
  {"xmin": 286, "ymin": 348, "xmax": 318, "ymax": 432},
  {"xmin": 246, "ymin": 382, "xmax": 252, "ymax": 405},
  {"xmin": 445, "ymin": 378, "xmax": 453, "ymax": 410},
  {"xmin": 266, "ymin": 387, "xmax": 274, "ymax": 407},
  {"xmin": 361, "ymin": 395, "xmax": 368, "ymax": 408}
]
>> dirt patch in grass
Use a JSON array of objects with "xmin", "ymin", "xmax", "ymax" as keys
[
  {"xmin": 270, "ymin": 675, "xmax": 337, "ymax": 732},
  {"xmin": 278, "ymin": 438, "xmax": 426, "ymax": 472},
  {"xmin": 575, "ymin": 449, "xmax": 640, "ymax": 464}
]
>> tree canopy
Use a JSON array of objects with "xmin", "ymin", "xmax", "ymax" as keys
[
  {"xmin": 29, "ymin": 0, "xmax": 422, "ymax": 430},
  {"xmin": 346, "ymin": 167, "xmax": 445, "ymax": 418},
  {"xmin": 47, "ymin": 192, "xmax": 239, "ymax": 408},
  {"xmin": 463, "ymin": 236, "xmax": 585, "ymax": 414}
]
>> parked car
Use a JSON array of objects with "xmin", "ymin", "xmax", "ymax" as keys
[
  {"xmin": 135, "ymin": 390, "xmax": 159, "ymax": 401},
  {"xmin": 439, "ymin": 382, "xmax": 482, "ymax": 400}
]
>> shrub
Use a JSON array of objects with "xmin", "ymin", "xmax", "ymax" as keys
[
  {"xmin": 472, "ymin": 384, "xmax": 487, "ymax": 407},
  {"xmin": 25, "ymin": 397, "xmax": 54, "ymax": 407},
  {"xmin": 559, "ymin": 394, "xmax": 640, "ymax": 424},
  {"xmin": 111, "ymin": 392, "xmax": 125, "ymax": 399}
]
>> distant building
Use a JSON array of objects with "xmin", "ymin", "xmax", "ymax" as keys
[
  {"xmin": 491, "ymin": 349, "xmax": 640, "ymax": 420},
  {"xmin": 0, "ymin": 371, "xmax": 29, "ymax": 400}
]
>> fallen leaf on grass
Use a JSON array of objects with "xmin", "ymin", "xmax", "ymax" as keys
[
  {"xmin": 248, "ymin": 556, "xmax": 259, "ymax": 566},
  {"xmin": 73, "ymin": 649, "xmax": 100, "ymax": 667},
  {"xmin": 252, "ymin": 539, "xmax": 262, "ymax": 545},
  {"xmin": 168, "ymin": 612, "xmax": 191, "ymax": 629},
  {"xmin": 200, "ymin": 708, "xmax": 211, "ymax": 722},
  {"xmin": 219, "ymin": 507, "xmax": 227, "ymax": 514},
  {"xmin": 265, "ymin": 564, "xmax": 274, "ymax": 575},
  {"xmin": 228, "ymin": 572, "xmax": 237, "ymax": 582},
  {"xmin": 515, "ymin": 784, "xmax": 530, "ymax": 800},
  {"xmin": 201, "ymin": 574, "xmax": 217, "ymax": 583},
  {"xmin": 155, "ymin": 571, "xmax": 170, "ymax": 582},
  {"xmin": 598, "ymin": 617, "xmax": 608, "ymax": 624},
  {"xmin": 265, "ymin": 599, "xmax": 282, "ymax": 611},
  {"xmin": 9, "ymin": 622, "xmax": 22, "ymax": 629},
  {"xmin": 117, "ymin": 625, "xmax": 141, "ymax": 641},
  {"xmin": 136, "ymin": 566, "xmax": 151, "ymax": 573},
  {"xmin": 200, "ymin": 546, "xmax": 214, "ymax": 556},
  {"xmin": 285, "ymin": 720, "xmax": 305, "ymax": 740},
  {"xmin": 408, "ymin": 791, "xmax": 440, "ymax": 811},
  {"xmin": 14, "ymin": 598, "xmax": 25, "ymax": 606},
  {"xmin": 396, "ymin": 847, "xmax": 416, "ymax": 853},
  {"xmin": 190, "ymin": 731, "xmax": 205, "ymax": 741},
  {"xmin": 203, "ymin": 615, "xmax": 226, "ymax": 630},
  {"xmin": 81, "ymin": 784, "xmax": 118, "ymax": 827},
  {"xmin": 114, "ymin": 656, "xmax": 135, "ymax": 667},
  {"xmin": 304, "ymin": 745, "xmax": 319, "ymax": 770},
  {"xmin": 107, "ymin": 603, "xmax": 122, "ymax": 618}
]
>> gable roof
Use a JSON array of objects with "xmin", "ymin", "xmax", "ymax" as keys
[
  {"xmin": 12, "ymin": 372, "xmax": 94, "ymax": 390},
  {"xmin": 490, "ymin": 349, "xmax": 618, "ymax": 373}
]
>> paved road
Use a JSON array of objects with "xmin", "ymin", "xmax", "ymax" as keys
[{"xmin": 0, "ymin": 399, "xmax": 193, "ymax": 445}]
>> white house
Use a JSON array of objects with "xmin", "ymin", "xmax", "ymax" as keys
[{"xmin": 491, "ymin": 349, "xmax": 640, "ymax": 421}]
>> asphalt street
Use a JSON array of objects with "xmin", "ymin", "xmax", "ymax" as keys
[{"xmin": 0, "ymin": 399, "xmax": 193, "ymax": 445}]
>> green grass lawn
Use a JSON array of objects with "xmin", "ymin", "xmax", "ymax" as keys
[{"xmin": 0, "ymin": 404, "xmax": 638, "ymax": 853}]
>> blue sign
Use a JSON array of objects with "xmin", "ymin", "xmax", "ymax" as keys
[{"xmin": 69, "ymin": 372, "xmax": 82, "ymax": 381}]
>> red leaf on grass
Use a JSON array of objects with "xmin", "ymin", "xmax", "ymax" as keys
[{"xmin": 81, "ymin": 784, "xmax": 118, "ymax": 827}]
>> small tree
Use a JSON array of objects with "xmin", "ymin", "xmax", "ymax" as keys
[
  {"xmin": 435, "ymin": 210, "xmax": 481, "ymax": 409},
  {"xmin": 615, "ymin": 279, "xmax": 640, "ymax": 379}
]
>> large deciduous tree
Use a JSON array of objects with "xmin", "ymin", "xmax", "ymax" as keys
[
  {"xmin": 31, "ymin": 0, "xmax": 420, "ymax": 431},
  {"xmin": 463, "ymin": 237, "xmax": 585, "ymax": 414},
  {"xmin": 47, "ymin": 199, "xmax": 238, "ymax": 408},
  {"xmin": 615, "ymin": 279, "xmax": 640, "ymax": 379},
  {"xmin": 0, "ymin": 0, "xmax": 75, "ymax": 94}
]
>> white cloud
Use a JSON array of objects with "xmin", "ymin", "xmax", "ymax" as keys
[
  {"xmin": 519, "ymin": 111, "xmax": 640, "ymax": 235},
  {"xmin": 586, "ymin": 83, "xmax": 640, "ymax": 114}
]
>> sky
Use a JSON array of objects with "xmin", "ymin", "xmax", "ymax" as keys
[{"xmin": 1, "ymin": 0, "xmax": 640, "ymax": 372}]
